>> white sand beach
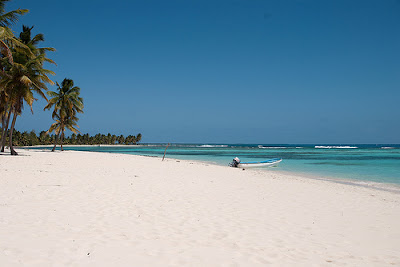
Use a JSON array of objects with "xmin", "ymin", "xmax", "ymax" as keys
[{"xmin": 1, "ymin": 149, "xmax": 399, "ymax": 266}]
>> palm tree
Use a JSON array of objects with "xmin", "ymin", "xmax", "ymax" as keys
[
  {"xmin": 18, "ymin": 25, "xmax": 55, "ymax": 63},
  {"xmin": 111, "ymin": 134, "xmax": 117, "ymax": 145},
  {"xmin": 0, "ymin": 25, "xmax": 55, "ymax": 154},
  {"xmin": 0, "ymin": 90, "xmax": 10, "ymax": 150},
  {"xmin": 118, "ymin": 135, "xmax": 125, "ymax": 144},
  {"xmin": 0, "ymin": 26, "xmax": 31, "ymax": 137},
  {"xmin": 1, "ymin": 55, "xmax": 55, "ymax": 154},
  {"xmin": 0, "ymin": 0, "xmax": 28, "ymax": 67},
  {"xmin": 136, "ymin": 133, "xmax": 142, "ymax": 144},
  {"xmin": 0, "ymin": 2, "xmax": 28, "ymax": 152},
  {"xmin": 44, "ymin": 78, "xmax": 83, "ymax": 151},
  {"xmin": 46, "ymin": 112, "xmax": 80, "ymax": 151},
  {"xmin": 0, "ymin": 1, "xmax": 28, "ymax": 28}
]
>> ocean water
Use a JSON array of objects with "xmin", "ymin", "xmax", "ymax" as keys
[{"xmin": 32, "ymin": 144, "xmax": 400, "ymax": 186}]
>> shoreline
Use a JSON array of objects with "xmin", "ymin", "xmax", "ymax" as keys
[
  {"xmin": 273, "ymin": 169, "xmax": 400, "ymax": 194},
  {"xmin": 1, "ymin": 149, "xmax": 399, "ymax": 265},
  {"xmin": 21, "ymin": 146, "xmax": 400, "ymax": 192}
]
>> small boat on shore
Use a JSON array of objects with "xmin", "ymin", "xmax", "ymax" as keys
[{"xmin": 229, "ymin": 157, "xmax": 282, "ymax": 168}]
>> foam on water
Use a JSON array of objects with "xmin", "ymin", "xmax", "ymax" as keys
[
  {"xmin": 258, "ymin": 145, "xmax": 289, "ymax": 149},
  {"xmin": 315, "ymin": 146, "xmax": 358, "ymax": 149},
  {"xmin": 197, "ymin": 145, "xmax": 228, "ymax": 148}
]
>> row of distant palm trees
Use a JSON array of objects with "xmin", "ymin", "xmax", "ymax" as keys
[
  {"xmin": 0, "ymin": 0, "xmax": 84, "ymax": 155},
  {"xmin": 5, "ymin": 130, "xmax": 142, "ymax": 147}
]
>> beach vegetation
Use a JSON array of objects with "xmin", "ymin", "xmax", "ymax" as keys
[
  {"xmin": 0, "ymin": 1, "xmax": 29, "ymax": 154},
  {"xmin": 44, "ymin": 78, "xmax": 83, "ymax": 151},
  {"xmin": 0, "ymin": 24, "xmax": 55, "ymax": 155},
  {"xmin": 0, "ymin": 128, "xmax": 142, "ymax": 147},
  {"xmin": 0, "ymin": 1, "xmax": 143, "ymax": 154}
]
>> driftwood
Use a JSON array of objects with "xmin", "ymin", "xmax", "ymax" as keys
[{"xmin": 162, "ymin": 143, "xmax": 170, "ymax": 161}]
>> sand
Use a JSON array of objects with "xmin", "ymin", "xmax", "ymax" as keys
[{"xmin": 0, "ymin": 149, "xmax": 399, "ymax": 266}]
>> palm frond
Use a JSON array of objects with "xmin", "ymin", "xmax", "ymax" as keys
[
  {"xmin": 46, "ymin": 91, "xmax": 58, "ymax": 97},
  {"xmin": 23, "ymin": 89, "xmax": 35, "ymax": 113},
  {"xmin": 31, "ymin": 82, "xmax": 48, "ymax": 101},
  {"xmin": 46, "ymin": 122, "xmax": 60, "ymax": 134},
  {"xmin": 38, "ymin": 47, "xmax": 56, "ymax": 53},
  {"xmin": 43, "ymin": 57, "xmax": 56, "ymax": 65},
  {"xmin": 19, "ymin": 75, "xmax": 31, "ymax": 85},
  {"xmin": 31, "ymin": 33, "xmax": 44, "ymax": 44},
  {"xmin": 66, "ymin": 124, "xmax": 80, "ymax": 134},
  {"xmin": 0, "ymin": 9, "xmax": 28, "ymax": 27}
]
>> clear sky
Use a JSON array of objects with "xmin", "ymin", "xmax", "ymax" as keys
[{"xmin": 7, "ymin": 0, "xmax": 400, "ymax": 144}]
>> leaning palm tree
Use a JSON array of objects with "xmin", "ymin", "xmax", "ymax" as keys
[
  {"xmin": 0, "ymin": 2, "xmax": 28, "ymax": 151},
  {"xmin": 0, "ymin": 26, "xmax": 55, "ymax": 155},
  {"xmin": 0, "ymin": 54, "xmax": 55, "ymax": 154},
  {"xmin": 44, "ymin": 78, "xmax": 83, "ymax": 151}
]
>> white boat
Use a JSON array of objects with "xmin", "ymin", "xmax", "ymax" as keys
[
  {"xmin": 231, "ymin": 158, "xmax": 282, "ymax": 169},
  {"xmin": 237, "ymin": 158, "xmax": 282, "ymax": 168}
]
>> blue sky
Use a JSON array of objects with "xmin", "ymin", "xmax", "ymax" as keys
[{"xmin": 8, "ymin": 0, "xmax": 400, "ymax": 143}]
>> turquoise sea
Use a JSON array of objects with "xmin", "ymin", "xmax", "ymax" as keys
[{"xmin": 33, "ymin": 144, "xmax": 400, "ymax": 186}]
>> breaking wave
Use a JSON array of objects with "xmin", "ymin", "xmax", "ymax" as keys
[
  {"xmin": 258, "ymin": 145, "xmax": 303, "ymax": 149},
  {"xmin": 197, "ymin": 145, "xmax": 228, "ymax": 148},
  {"xmin": 268, "ymin": 147, "xmax": 289, "ymax": 149},
  {"xmin": 315, "ymin": 146, "xmax": 358, "ymax": 149}
]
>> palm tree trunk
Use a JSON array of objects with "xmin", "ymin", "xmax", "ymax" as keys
[
  {"xmin": 8, "ymin": 111, "xmax": 18, "ymax": 155},
  {"xmin": 60, "ymin": 129, "xmax": 64, "ymax": 151},
  {"xmin": 0, "ymin": 106, "xmax": 12, "ymax": 152},
  {"xmin": 52, "ymin": 131, "xmax": 60, "ymax": 152},
  {"xmin": 1, "ymin": 111, "xmax": 4, "ymax": 129}
]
